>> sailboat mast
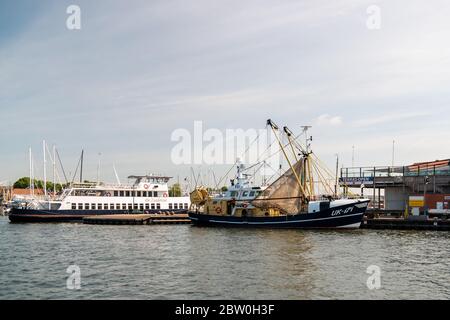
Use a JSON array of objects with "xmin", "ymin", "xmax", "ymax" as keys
[
  {"xmin": 53, "ymin": 145, "xmax": 56, "ymax": 195},
  {"xmin": 80, "ymin": 149, "xmax": 84, "ymax": 183},
  {"xmin": 43, "ymin": 140, "xmax": 47, "ymax": 198},
  {"xmin": 29, "ymin": 147, "xmax": 33, "ymax": 197}
]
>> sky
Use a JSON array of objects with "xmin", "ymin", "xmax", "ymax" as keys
[{"xmin": 1, "ymin": 0, "xmax": 450, "ymax": 186}]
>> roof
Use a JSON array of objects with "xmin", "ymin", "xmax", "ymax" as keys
[
  {"xmin": 12, "ymin": 188, "xmax": 45, "ymax": 195},
  {"xmin": 409, "ymin": 159, "xmax": 450, "ymax": 168}
]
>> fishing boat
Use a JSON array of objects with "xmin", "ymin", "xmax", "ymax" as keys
[
  {"xmin": 9, "ymin": 175, "xmax": 190, "ymax": 222},
  {"xmin": 188, "ymin": 120, "xmax": 370, "ymax": 228}
]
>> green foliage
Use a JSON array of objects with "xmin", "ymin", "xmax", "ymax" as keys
[
  {"xmin": 13, "ymin": 177, "xmax": 63, "ymax": 192},
  {"xmin": 169, "ymin": 183, "xmax": 182, "ymax": 197}
]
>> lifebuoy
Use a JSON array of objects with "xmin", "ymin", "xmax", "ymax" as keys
[
  {"xmin": 105, "ymin": 192, "xmax": 111, "ymax": 197},
  {"xmin": 163, "ymin": 193, "xmax": 168, "ymax": 197},
  {"xmin": 243, "ymin": 203, "xmax": 248, "ymax": 208},
  {"xmin": 215, "ymin": 207, "xmax": 222, "ymax": 214},
  {"xmin": 144, "ymin": 184, "xmax": 149, "ymax": 189}
]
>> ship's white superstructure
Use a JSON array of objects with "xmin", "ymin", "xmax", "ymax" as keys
[{"xmin": 15, "ymin": 175, "xmax": 190, "ymax": 213}]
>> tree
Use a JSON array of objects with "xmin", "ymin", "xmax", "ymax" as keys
[
  {"xmin": 13, "ymin": 177, "xmax": 63, "ymax": 192},
  {"xmin": 169, "ymin": 183, "xmax": 182, "ymax": 197}
]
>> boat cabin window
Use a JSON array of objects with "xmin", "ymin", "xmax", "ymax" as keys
[
  {"xmin": 128, "ymin": 204, "xmax": 132, "ymax": 210},
  {"xmin": 249, "ymin": 191, "xmax": 255, "ymax": 197},
  {"xmin": 184, "ymin": 203, "xmax": 189, "ymax": 209},
  {"xmin": 125, "ymin": 191, "xmax": 130, "ymax": 197},
  {"xmin": 156, "ymin": 203, "xmax": 161, "ymax": 209},
  {"xmin": 84, "ymin": 203, "xmax": 89, "ymax": 210},
  {"xmin": 153, "ymin": 191, "xmax": 158, "ymax": 197},
  {"xmin": 78, "ymin": 204, "xmax": 83, "ymax": 210},
  {"xmin": 72, "ymin": 203, "xmax": 76, "ymax": 210},
  {"xmin": 122, "ymin": 204, "xmax": 126, "ymax": 210},
  {"xmin": 173, "ymin": 204, "xmax": 178, "ymax": 209},
  {"xmin": 230, "ymin": 191, "xmax": 238, "ymax": 197},
  {"xmin": 308, "ymin": 201, "xmax": 330, "ymax": 213},
  {"xmin": 139, "ymin": 204, "xmax": 144, "ymax": 210},
  {"xmin": 242, "ymin": 191, "xmax": 249, "ymax": 197},
  {"xmin": 98, "ymin": 204, "xmax": 102, "ymax": 210},
  {"xmin": 151, "ymin": 204, "xmax": 156, "ymax": 210},
  {"xmin": 145, "ymin": 204, "xmax": 149, "ymax": 210},
  {"xmin": 116, "ymin": 204, "xmax": 120, "ymax": 210},
  {"xmin": 114, "ymin": 191, "xmax": 119, "ymax": 197},
  {"xmin": 320, "ymin": 201, "xmax": 330, "ymax": 211},
  {"xmin": 169, "ymin": 204, "xmax": 173, "ymax": 210},
  {"xmin": 178, "ymin": 203, "xmax": 183, "ymax": 209}
]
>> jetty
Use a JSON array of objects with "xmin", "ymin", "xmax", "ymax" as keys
[
  {"xmin": 83, "ymin": 213, "xmax": 191, "ymax": 225},
  {"xmin": 362, "ymin": 216, "xmax": 450, "ymax": 231}
]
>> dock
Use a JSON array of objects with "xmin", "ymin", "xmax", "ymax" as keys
[
  {"xmin": 362, "ymin": 216, "xmax": 450, "ymax": 231},
  {"xmin": 82, "ymin": 213, "xmax": 191, "ymax": 225}
]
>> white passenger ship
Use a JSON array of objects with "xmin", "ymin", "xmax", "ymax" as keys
[{"xmin": 9, "ymin": 175, "xmax": 191, "ymax": 222}]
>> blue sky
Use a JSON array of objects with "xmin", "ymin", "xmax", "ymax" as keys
[{"xmin": 1, "ymin": 0, "xmax": 450, "ymax": 185}]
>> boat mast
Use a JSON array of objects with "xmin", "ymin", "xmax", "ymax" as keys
[
  {"xmin": 53, "ymin": 145, "xmax": 56, "ymax": 195},
  {"xmin": 267, "ymin": 119, "xmax": 308, "ymax": 203},
  {"xmin": 80, "ymin": 149, "xmax": 84, "ymax": 183},
  {"xmin": 43, "ymin": 140, "xmax": 47, "ymax": 198},
  {"xmin": 301, "ymin": 126, "xmax": 314, "ymax": 199},
  {"xmin": 29, "ymin": 147, "xmax": 34, "ymax": 197}
]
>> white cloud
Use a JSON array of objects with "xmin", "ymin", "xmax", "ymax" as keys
[{"xmin": 315, "ymin": 114, "xmax": 343, "ymax": 126}]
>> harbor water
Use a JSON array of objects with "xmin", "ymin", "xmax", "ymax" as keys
[{"xmin": 0, "ymin": 216, "xmax": 448, "ymax": 300}]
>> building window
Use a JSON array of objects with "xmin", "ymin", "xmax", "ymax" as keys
[{"xmin": 72, "ymin": 203, "xmax": 76, "ymax": 210}]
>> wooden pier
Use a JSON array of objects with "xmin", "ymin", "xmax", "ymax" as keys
[
  {"xmin": 362, "ymin": 216, "xmax": 450, "ymax": 231},
  {"xmin": 83, "ymin": 213, "xmax": 191, "ymax": 225}
]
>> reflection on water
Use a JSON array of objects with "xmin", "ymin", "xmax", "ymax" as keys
[{"xmin": 0, "ymin": 217, "xmax": 448, "ymax": 299}]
